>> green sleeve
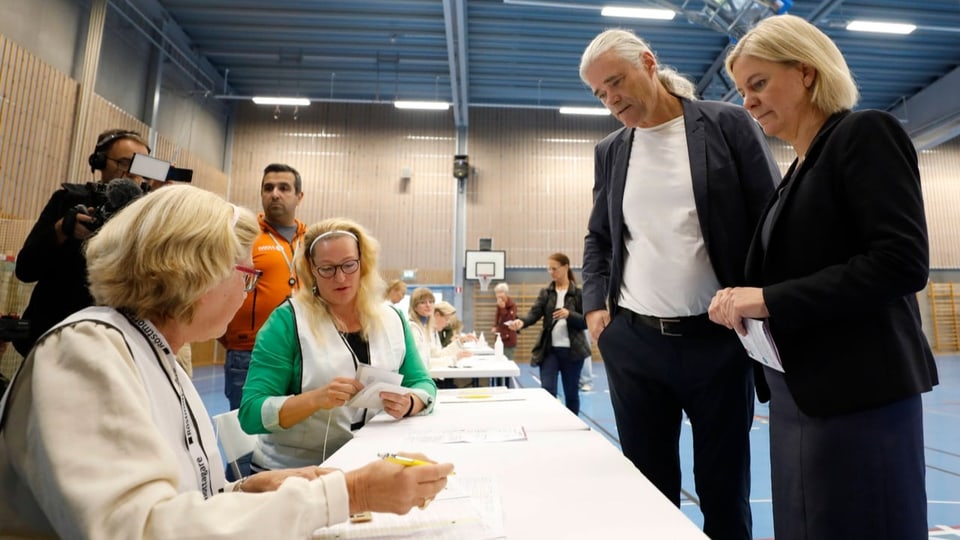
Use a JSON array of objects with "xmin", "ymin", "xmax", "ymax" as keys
[
  {"xmin": 238, "ymin": 303, "xmax": 302, "ymax": 434},
  {"xmin": 397, "ymin": 312, "xmax": 437, "ymax": 400}
]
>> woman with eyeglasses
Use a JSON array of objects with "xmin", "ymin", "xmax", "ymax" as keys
[
  {"xmin": 0, "ymin": 187, "xmax": 452, "ymax": 538},
  {"xmin": 239, "ymin": 218, "xmax": 437, "ymax": 471}
]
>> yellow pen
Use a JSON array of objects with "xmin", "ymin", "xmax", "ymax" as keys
[
  {"xmin": 378, "ymin": 453, "xmax": 456, "ymax": 474},
  {"xmin": 378, "ymin": 453, "xmax": 431, "ymax": 467}
]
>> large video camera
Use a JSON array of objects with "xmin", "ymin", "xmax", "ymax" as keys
[
  {"xmin": 62, "ymin": 154, "xmax": 193, "ymax": 236},
  {"xmin": 0, "ymin": 315, "xmax": 29, "ymax": 342},
  {"xmin": 63, "ymin": 178, "xmax": 145, "ymax": 235}
]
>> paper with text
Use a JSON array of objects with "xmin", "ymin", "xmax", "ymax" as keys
[
  {"xmin": 405, "ymin": 426, "xmax": 528, "ymax": 444},
  {"xmin": 347, "ymin": 365, "xmax": 406, "ymax": 409},
  {"xmin": 313, "ymin": 476, "xmax": 505, "ymax": 539},
  {"xmin": 738, "ymin": 318, "xmax": 785, "ymax": 373}
]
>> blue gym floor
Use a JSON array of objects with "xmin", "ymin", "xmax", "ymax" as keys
[{"xmin": 195, "ymin": 355, "xmax": 960, "ymax": 539}]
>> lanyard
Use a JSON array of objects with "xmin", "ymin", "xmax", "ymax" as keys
[
  {"xmin": 266, "ymin": 230, "xmax": 301, "ymax": 288},
  {"xmin": 124, "ymin": 314, "xmax": 215, "ymax": 499}
]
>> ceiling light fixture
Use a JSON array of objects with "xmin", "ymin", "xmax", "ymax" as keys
[
  {"xmin": 601, "ymin": 6, "xmax": 675, "ymax": 20},
  {"xmin": 846, "ymin": 20, "xmax": 916, "ymax": 35},
  {"xmin": 252, "ymin": 96, "xmax": 311, "ymax": 106},
  {"xmin": 394, "ymin": 101, "xmax": 450, "ymax": 110},
  {"xmin": 559, "ymin": 107, "xmax": 611, "ymax": 116}
]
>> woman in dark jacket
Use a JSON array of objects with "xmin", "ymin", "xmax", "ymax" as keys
[
  {"xmin": 509, "ymin": 253, "xmax": 590, "ymax": 414},
  {"xmin": 711, "ymin": 15, "xmax": 937, "ymax": 539}
]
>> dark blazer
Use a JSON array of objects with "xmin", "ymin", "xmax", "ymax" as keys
[
  {"xmin": 14, "ymin": 183, "xmax": 103, "ymax": 356},
  {"xmin": 582, "ymin": 98, "xmax": 780, "ymax": 315},
  {"xmin": 518, "ymin": 282, "xmax": 590, "ymax": 366},
  {"xmin": 750, "ymin": 110, "xmax": 938, "ymax": 417}
]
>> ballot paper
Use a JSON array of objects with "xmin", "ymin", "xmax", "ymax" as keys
[
  {"xmin": 737, "ymin": 318, "xmax": 785, "ymax": 373},
  {"xmin": 347, "ymin": 364, "xmax": 407, "ymax": 409},
  {"xmin": 313, "ymin": 476, "xmax": 504, "ymax": 539}
]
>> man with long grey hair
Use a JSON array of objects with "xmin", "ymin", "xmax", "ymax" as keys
[{"xmin": 579, "ymin": 29, "xmax": 780, "ymax": 540}]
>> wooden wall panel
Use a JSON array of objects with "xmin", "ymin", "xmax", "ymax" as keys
[
  {"xmin": 919, "ymin": 140, "xmax": 960, "ymax": 269},
  {"xmin": 154, "ymin": 134, "xmax": 228, "ymax": 197},
  {"xmin": 468, "ymin": 108, "xmax": 620, "ymax": 267},
  {"xmin": 230, "ymin": 102, "xmax": 457, "ymax": 277},
  {"xmin": 0, "ymin": 34, "xmax": 77, "ymax": 231},
  {"xmin": 71, "ymin": 95, "xmax": 148, "ymax": 184}
]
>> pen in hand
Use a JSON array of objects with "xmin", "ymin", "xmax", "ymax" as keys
[
  {"xmin": 378, "ymin": 453, "xmax": 456, "ymax": 474},
  {"xmin": 378, "ymin": 453, "xmax": 431, "ymax": 467}
]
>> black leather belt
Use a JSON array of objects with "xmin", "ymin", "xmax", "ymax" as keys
[{"xmin": 619, "ymin": 309, "xmax": 714, "ymax": 337}]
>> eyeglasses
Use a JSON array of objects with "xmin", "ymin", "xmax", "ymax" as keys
[
  {"xmin": 105, "ymin": 156, "xmax": 134, "ymax": 172},
  {"xmin": 235, "ymin": 265, "xmax": 263, "ymax": 292},
  {"xmin": 314, "ymin": 259, "xmax": 360, "ymax": 279}
]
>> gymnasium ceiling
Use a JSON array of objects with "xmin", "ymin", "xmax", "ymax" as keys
[{"xmin": 126, "ymin": 0, "xmax": 960, "ymax": 145}]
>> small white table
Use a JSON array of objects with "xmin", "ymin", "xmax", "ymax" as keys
[
  {"xmin": 357, "ymin": 387, "xmax": 589, "ymax": 436},
  {"xmin": 428, "ymin": 357, "xmax": 520, "ymax": 387}
]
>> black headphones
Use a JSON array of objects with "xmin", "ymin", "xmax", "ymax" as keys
[{"xmin": 87, "ymin": 130, "xmax": 151, "ymax": 173}]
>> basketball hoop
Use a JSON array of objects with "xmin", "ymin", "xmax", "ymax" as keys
[{"xmin": 478, "ymin": 274, "xmax": 492, "ymax": 292}]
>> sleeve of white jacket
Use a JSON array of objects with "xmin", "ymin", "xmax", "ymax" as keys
[{"xmin": 14, "ymin": 323, "xmax": 350, "ymax": 539}]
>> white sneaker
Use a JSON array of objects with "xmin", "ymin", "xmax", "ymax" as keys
[{"xmin": 580, "ymin": 383, "xmax": 593, "ymax": 392}]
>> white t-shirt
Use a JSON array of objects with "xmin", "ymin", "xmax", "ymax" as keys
[{"xmin": 618, "ymin": 116, "xmax": 720, "ymax": 317}]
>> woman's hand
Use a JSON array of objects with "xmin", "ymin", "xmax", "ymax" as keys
[
  {"xmin": 345, "ymin": 453, "xmax": 454, "ymax": 515},
  {"xmin": 552, "ymin": 308, "xmax": 569, "ymax": 320},
  {"xmin": 458, "ymin": 333, "xmax": 478, "ymax": 343},
  {"xmin": 381, "ymin": 391, "xmax": 423, "ymax": 419},
  {"xmin": 312, "ymin": 376, "xmax": 364, "ymax": 410},
  {"xmin": 236, "ymin": 465, "xmax": 336, "ymax": 493},
  {"xmin": 708, "ymin": 287, "xmax": 769, "ymax": 336},
  {"xmin": 506, "ymin": 320, "xmax": 524, "ymax": 331}
]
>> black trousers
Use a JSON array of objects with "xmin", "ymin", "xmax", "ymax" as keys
[{"xmin": 598, "ymin": 311, "xmax": 754, "ymax": 540}]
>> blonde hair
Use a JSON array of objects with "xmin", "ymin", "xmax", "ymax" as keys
[
  {"xmin": 407, "ymin": 287, "xmax": 436, "ymax": 336},
  {"xmin": 725, "ymin": 14, "xmax": 858, "ymax": 114},
  {"xmin": 85, "ymin": 185, "xmax": 258, "ymax": 324},
  {"xmin": 293, "ymin": 218, "xmax": 386, "ymax": 342},
  {"xmin": 386, "ymin": 279, "xmax": 406, "ymax": 298},
  {"xmin": 434, "ymin": 301, "xmax": 456, "ymax": 317},
  {"xmin": 580, "ymin": 29, "xmax": 696, "ymax": 101}
]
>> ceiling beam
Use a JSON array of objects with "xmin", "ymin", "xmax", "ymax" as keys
[
  {"xmin": 705, "ymin": 0, "xmax": 846, "ymax": 101},
  {"xmin": 888, "ymin": 64, "xmax": 960, "ymax": 149},
  {"xmin": 695, "ymin": 43, "xmax": 732, "ymax": 97},
  {"xmin": 442, "ymin": 0, "xmax": 465, "ymax": 127},
  {"xmin": 455, "ymin": 0, "xmax": 469, "ymax": 127}
]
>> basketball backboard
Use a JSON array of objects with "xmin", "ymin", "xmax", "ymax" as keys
[{"xmin": 465, "ymin": 250, "xmax": 505, "ymax": 280}]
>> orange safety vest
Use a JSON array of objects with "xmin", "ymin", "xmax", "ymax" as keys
[{"xmin": 219, "ymin": 215, "xmax": 306, "ymax": 350}]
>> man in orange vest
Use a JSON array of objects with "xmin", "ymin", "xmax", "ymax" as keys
[{"xmin": 219, "ymin": 164, "xmax": 306, "ymax": 410}]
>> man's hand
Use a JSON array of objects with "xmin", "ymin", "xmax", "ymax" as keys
[
  {"xmin": 586, "ymin": 310, "xmax": 610, "ymax": 343},
  {"xmin": 57, "ymin": 207, "xmax": 97, "ymax": 244}
]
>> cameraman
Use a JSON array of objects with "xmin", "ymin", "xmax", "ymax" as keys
[{"xmin": 13, "ymin": 129, "xmax": 150, "ymax": 356}]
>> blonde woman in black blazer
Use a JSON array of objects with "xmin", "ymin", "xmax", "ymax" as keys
[{"xmin": 710, "ymin": 15, "xmax": 938, "ymax": 540}]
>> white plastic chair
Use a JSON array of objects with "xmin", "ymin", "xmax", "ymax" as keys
[{"xmin": 211, "ymin": 409, "xmax": 257, "ymax": 480}]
